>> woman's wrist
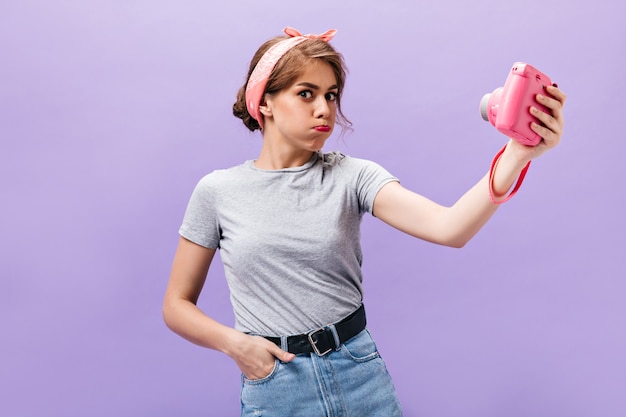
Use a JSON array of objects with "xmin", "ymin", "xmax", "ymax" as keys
[
  {"xmin": 214, "ymin": 327, "xmax": 247, "ymax": 358},
  {"xmin": 489, "ymin": 143, "xmax": 532, "ymax": 204}
]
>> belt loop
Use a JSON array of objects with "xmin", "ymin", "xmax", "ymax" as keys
[
  {"xmin": 280, "ymin": 335, "xmax": 288, "ymax": 352},
  {"xmin": 328, "ymin": 324, "xmax": 341, "ymax": 351}
]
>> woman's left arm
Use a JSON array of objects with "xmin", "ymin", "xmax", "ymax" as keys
[{"xmin": 373, "ymin": 85, "xmax": 566, "ymax": 248}]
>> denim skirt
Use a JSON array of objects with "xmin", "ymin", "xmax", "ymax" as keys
[{"xmin": 240, "ymin": 329, "xmax": 403, "ymax": 417}]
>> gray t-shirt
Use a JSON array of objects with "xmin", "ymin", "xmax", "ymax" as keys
[{"xmin": 179, "ymin": 151, "xmax": 398, "ymax": 336}]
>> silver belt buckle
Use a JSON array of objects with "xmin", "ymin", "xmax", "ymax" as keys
[{"xmin": 307, "ymin": 327, "xmax": 332, "ymax": 356}]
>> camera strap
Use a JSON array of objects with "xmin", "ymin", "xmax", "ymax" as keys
[{"xmin": 488, "ymin": 144, "xmax": 532, "ymax": 204}]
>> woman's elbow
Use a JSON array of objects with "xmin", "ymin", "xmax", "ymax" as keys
[
  {"xmin": 416, "ymin": 229, "xmax": 471, "ymax": 248},
  {"xmin": 438, "ymin": 237, "xmax": 468, "ymax": 249},
  {"xmin": 162, "ymin": 296, "xmax": 179, "ymax": 330},
  {"xmin": 450, "ymin": 240, "xmax": 468, "ymax": 249}
]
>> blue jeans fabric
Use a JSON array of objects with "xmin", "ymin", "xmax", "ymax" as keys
[{"xmin": 240, "ymin": 329, "xmax": 403, "ymax": 417}]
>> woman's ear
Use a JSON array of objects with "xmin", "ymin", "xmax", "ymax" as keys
[
  {"xmin": 258, "ymin": 104, "xmax": 272, "ymax": 117},
  {"xmin": 258, "ymin": 96, "xmax": 272, "ymax": 117}
]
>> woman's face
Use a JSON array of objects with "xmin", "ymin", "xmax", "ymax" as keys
[{"xmin": 261, "ymin": 60, "xmax": 338, "ymax": 153}]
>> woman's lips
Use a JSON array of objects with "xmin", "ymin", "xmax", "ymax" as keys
[{"xmin": 314, "ymin": 125, "xmax": 331, "ymax": 132}]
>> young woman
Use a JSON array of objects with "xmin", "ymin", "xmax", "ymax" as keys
[{"xmin": 163, "ymin": 27, "xmax": 566, "ymax": 416}]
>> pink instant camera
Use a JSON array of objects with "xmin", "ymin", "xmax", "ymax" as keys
[{"xmin": 480, "ymin": 62, "xmax": 554, "ymax": 146}]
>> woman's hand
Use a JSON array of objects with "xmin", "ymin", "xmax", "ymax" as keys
[
  {"xmin": 227, "ymin": 332, "xmax": 295, "ymax": 380},
  {"xmin": 507, "ymin": 84, "xmax": 567, "ymax": 161}
]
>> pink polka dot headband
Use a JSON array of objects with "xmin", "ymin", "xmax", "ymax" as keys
[{"xmin": 245, "ymin": 27, "xmax": 337, "ymax": 129}]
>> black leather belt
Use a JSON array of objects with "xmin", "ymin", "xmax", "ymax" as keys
[{"xmin": 264, "ymin": 304, "xmax": 366, "ymax": 356}]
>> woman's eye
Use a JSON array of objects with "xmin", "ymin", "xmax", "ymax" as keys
[
  {"xmin": 299, "ymin": 90, "xmax": 313, "ymax": 99},
  {"xmin": 325, "ymin": 92, "xmax": 337, "ymax": 101}
]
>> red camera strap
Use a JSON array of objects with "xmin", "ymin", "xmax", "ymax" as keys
[{"xmin": 488, "ymin": 145, "xmax": 532, "ymax": 204}]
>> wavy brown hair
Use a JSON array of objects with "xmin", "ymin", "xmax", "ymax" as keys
[{"xmin": 233, "ymin": 36, "xmax": 351, "ymax": 133}]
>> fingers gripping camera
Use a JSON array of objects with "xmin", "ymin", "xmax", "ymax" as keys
[{"xmin": 480, "ymin": 62, "xmax": 555, "ymax": 146}]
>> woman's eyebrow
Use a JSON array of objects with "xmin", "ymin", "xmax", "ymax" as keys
[{"xmin": 296, "ymin": 82, "xmax": 339, "ymax": 91}]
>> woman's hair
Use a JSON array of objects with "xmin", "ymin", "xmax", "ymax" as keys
[{"xmin": 233, "ymin": 36, "xmax": 351, "ymax": 132}]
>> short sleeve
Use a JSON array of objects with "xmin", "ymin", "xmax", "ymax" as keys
[
  {"xmin": 178, "ymin": 175, "xmax": 221, "ymax": 249},
  {"xmin": 350, "ymin": 157, "xmax": 399, "ymax": 215}
]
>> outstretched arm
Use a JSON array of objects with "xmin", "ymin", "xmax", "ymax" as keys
[{"xmin": 373, "ymin": 85, "xmax": 566, "ymax": 248}]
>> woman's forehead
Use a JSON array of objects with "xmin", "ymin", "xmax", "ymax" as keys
[{"xmin": 290, "ymin": 61, "xmax": 338, "ymax": 88}]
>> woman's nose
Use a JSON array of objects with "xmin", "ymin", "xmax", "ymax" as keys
[{"xmin": 314, "ymin": 97, "xmax": 330, "ymax": 118}]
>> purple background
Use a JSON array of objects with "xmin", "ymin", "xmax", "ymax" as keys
[{"xmin": 1, "ymin": 1, "xmax": 625, "ymax": 416}]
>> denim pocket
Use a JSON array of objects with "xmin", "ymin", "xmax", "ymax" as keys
[
  {"xmin": 340, "ymin": 329, "xmax": 381, "ymax": 363},
  {"xmin": 242, "ymin": 359, "xmax": 280, "ymax": 385}
]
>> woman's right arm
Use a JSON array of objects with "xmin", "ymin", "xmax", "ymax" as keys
[{"xmin": 162, "ymin": 236, "xmax": 294, "ymax": 378}]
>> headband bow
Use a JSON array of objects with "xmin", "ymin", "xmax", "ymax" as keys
[
  {"xmin": 283, "ymin": 27, "xmax": 337, "ymax": 42},
  {"xmin": 245, "ymin": 27, "xmax": 337, "ymax": 129}
]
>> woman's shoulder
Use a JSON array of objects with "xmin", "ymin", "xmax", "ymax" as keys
[
  {"xmin": 192, "ymin": 160, "xmax": 253, "ymax": 190},
  {"xmin": 321, "ymin": 151, "xmax": 384, "ymax": 171}
]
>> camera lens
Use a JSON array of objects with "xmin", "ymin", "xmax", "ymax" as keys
[{"xmin": 480, "ymin": 94, "xmax": 491, "ymax": 121}]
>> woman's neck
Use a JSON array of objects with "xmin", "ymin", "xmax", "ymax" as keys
[{"xmin": 254, "ymin": 143, "xmax": 316, "ymax": 170}]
